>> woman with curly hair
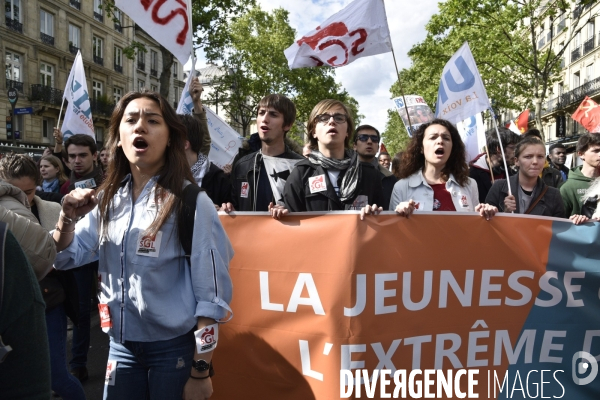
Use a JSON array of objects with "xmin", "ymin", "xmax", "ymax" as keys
[{"xmin": 387, "ymin": 119, "xmax": 496, "ymax": 219}]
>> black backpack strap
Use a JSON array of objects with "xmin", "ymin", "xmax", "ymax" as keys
[{"xmin": 179, "ymin": 184, "xmax": 203, "ymax": 265}]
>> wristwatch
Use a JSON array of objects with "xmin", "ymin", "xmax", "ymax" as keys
[{"xmin": 192, "ymin": 359, "xmax": 211, "ymax": 373}]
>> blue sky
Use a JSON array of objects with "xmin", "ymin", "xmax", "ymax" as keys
[{"xmin": 192, "ymin": 0, "xmax": 440, "ymax": 132}]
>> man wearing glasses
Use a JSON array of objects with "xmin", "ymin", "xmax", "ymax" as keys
[{"xmin": 353, "ymin": 125, "xmax": 397, "ymax": 210}]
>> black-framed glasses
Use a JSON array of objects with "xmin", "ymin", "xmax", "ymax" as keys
[
  {"xmin": 315, "ymin": 113, "xmax": 348, "ymax": 124},
  {"xmin": 356, "ymin": 134, "xmax": 380, "ymax": 143}
]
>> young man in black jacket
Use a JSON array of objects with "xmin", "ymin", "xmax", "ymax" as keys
[{"xmin": 222, "ymin": 94, "xmax": 303, "ymax": 212}]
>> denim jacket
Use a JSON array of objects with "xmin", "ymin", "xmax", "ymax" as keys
[
  {"xmin": 54, "ymin": 175, "xmax": 234, "ymax": 343},
  {"xmin": 389, "ymin": 171, "xmax": 479, "ymax": 212}
]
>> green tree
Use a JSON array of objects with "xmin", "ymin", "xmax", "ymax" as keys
[
  {"xmin": 208, "ymin": 6, "xmax": 360, "ymax": 139},
  {"xmin": 386, "ymin": 0, "xmax": 597, "ymax": 142}
]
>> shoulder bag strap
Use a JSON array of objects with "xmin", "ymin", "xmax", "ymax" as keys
[{"xmin": 525, "ymin": 186, "xmax": 549, "ymax": 214}]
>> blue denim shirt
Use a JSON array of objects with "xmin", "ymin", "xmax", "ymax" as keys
[{"xmin": 54, "ymin": 176, "xmax": 234, "ymax": 343}]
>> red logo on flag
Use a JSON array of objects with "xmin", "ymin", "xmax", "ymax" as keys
[
  {"xmin": 296, "ymin": 22, "xmax": 367, "ymax": 67},
  {"xmin": 140, "ymin": 0, "xmax": 189, "ymax": 45}
]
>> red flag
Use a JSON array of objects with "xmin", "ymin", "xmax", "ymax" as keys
[
  {"xmin": 572, "ymin": 96, "xmax": 600, "ymax": 132},
  {"xmin": 516, "ymin": 110, "xmax": 530, "ymax": 133}
]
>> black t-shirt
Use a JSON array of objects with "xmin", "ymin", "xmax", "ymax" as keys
[{"xmin": 255, "ymin": 160, "xmax": 272, "ymax": 212}]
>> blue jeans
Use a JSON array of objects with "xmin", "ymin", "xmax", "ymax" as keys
[
  {"xmin": 46, "ymin": 304, "xmax": 86, "ymax": 400},
  {"xmin": 103, "ymin": 330, "xmax": 195, "ymax": 400},
  {"xmin": 70, "ymin": 262, "xmax": 96, "ymax": 370}
]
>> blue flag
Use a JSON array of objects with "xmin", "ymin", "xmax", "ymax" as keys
[{"xmin": 435, "ymin": 42, "xmax": 490, "ymax": 124}]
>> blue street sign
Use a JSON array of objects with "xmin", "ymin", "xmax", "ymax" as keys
[{"xmin": 14, "ymin": 107, "xmax": 33, "ymax": 115}]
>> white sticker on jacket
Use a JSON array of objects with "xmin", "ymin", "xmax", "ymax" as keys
[
  {"xmin": 136, "ymin": 231, "xmax": 163, "ymax": 257},
  {"xmin": 74, "ymin": 178, "xmax": 96, "ymax": 189},
  {"xmin": 309, "ymin": 175, "xmax": 327, "ymax": 193},
  {"xmin": 105, "ymin": 360, "xmax": 117, "ymax": 386},
  {"xmin": 240, "ymin": 182, "xmax": 249, "ymax": 198}
]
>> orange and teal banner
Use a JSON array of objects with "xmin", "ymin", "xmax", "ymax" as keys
[{"xmin": 214, "ymin": 213, "xmax": 600, "ymax": 399}]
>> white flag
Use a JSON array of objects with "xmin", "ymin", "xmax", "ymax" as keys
[
  {"xmin": 205, "ymin": 107, "xmax": 243, "ymax": 169},
  {"xmin": 115, "ymin": 0, "xmax": 191, "ymax": 64},
  {"xmin": 262, "ymin": 155, "xmax": 302, "ymax": 206},
  {"xmin": 61, "ymin": 51, "xmax": 94, "ymax": 140},
  {"xmin": 284, "ymin": 0, "xmax": 392, "ymax": 69},
  {"xmin": 457, "ymin": 113, "xmax": 486, "ymax": 163},
  {"xmin": 177, "ymin": 70, "xmax": 195, "ymax": 115},
  {"xmin": 435, "ymin": 42, "xmax": 491, "ymax": 125}
]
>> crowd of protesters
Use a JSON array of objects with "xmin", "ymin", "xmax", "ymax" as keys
[{"xmin": 0, "ymin": 80, "xmax": 599, "ymax": 400}]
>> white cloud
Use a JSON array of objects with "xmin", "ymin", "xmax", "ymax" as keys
[{"xmin": 190, "ymin": 0, "xmax": 439, "ymax": 131}]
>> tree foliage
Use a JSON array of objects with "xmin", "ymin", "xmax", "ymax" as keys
[
  {"xmin": 207, "ymin": 6, "xmax": 361, "ymax": 140},
  {"xmin": 385, "ymin": 0, "xmax": 598, "ymax": 143}
]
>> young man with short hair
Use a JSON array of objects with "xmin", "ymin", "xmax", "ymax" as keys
[
  {"xmin": 60, "ymin": 134, "xmax": 103, "ymax": 195},
  {"xmin": 560, "ymin": 133, "xmax": 600, "ymax": 216},
  {"xmin": 224, "ymin": 94, "xmax": 303, "ymax": 212},
  {"xmin": 378, "ymin": 152, "xmax": 391, "ymax": 169},
  {"xmin": 548, "ymin": 143, "xmax": 570, "ymax": 181},
  {"xmin": 353, "ymin": 125, "xmax": 397, "ymax": 210}
]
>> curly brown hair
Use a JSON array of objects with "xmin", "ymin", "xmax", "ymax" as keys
[{"xmin": 399, "ymin": 119, "xmax": 470, "ymax": 187}]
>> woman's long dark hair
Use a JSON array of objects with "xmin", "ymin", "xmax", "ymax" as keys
[
  {"xmin": 399, "ymin": 118, "xmax": 470, "ymax": 187},
  {"xmin": 97, "ymin": 91, "xmax": 195, "ymax": 239}
]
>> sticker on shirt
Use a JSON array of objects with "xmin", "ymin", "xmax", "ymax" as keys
[
  {"xmin": 136, "ymin": 231, "xmax": 163, "ymax": 258},
  {"xmin": 309, "ymin": 175, "xmax": 327, "ymax": 193},
  {"xmin": 349, "ymin": 195, "xmax": 369, "ymax": 210},
  {"xmin": 460, "ymin": 195, "xmax": 469, "ymax": 208},
  {"xmin": 240, "ymin": 182, "xmax": 250, "ymax": 198},
  {"xmin": 98, "ymin": 303, "xmax": 112, "ymax": 329},
  {"xmin": 433, "ymin": 198, "xmax": 441, "ymax": 210},
  {"xmin": 74, "ymin": 178, "xmax": 96, "ymax": 189},
  {"xmin": 105, "ymin": 360, "xmax": 117, "ymax": 386}
]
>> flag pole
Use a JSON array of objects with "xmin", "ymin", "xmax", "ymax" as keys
[
  {"xmin": 381, "ymin": 0, "xmax": 415, "ymax": 135},
  {"xmin": 187, "ymin": 0, "xmax": 196, "ymax": 78},
  {"xmin": 490, "ymin": 108, "xmax": 513, "ymax": 196}
]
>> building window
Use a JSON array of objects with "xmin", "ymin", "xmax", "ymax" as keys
[
  {"xmin": 40, "ymin": 62, "xmax": 54, "ymax": 87},
  {"xmin": 138, "ymin": 80, "xmax": 145, "ymax": 91},
  {"xmin": 42, "ymin": 118, "xmax": 55, "ymax": 139},
  {"xmin": 588, "ymin": 21, "xmax": 595, "ymax": 40},
  {"xmin": 6, "ymin": 0, "xmax": 21, "ymax": 22},
  {"xmin": 573, "ymin": 71, "xmax": 580, "ymax": 88},
  {"xmin": 586, "ymin": 64, "xmax": 594, "ymax": 83},
  {"xmin": 558, "ymin": 82, "xmax": 564, "ymax": 95},
  {"xmin": 137, "ymin": 50, "xmax": 146, "ymax": 71},
  {"xmin": 5, "ymin": 51, "xmax": 23, "ymax": 92},
  {"xmin": 151, "ymin": 84, "xmax": 157, "ymax": 92},
  {"xmin": 574, "ymin": 31, "xmax": 581, "ymax": 49},
  {"xmin": 94, "ymin": 0, "xmax": 104, "ymax": 22},
  {"xmin": 69, "ymin": 24, "xmax": 81, "ymax": 54},
  {"xmin": 114, "ymin": 46, "xmax": 123, "ymax": 73},
  {"xmin": 93, "ymin": 36, "xmax": 104, "ymax": 65},
  {"xmin": 93, "ymin": 80, "xmax": 103, "ymax": 99},
  {"xmin": 114, "ymin": 87, "xmax": 122, "ymax": 103},
  {"xmin": 114, "ymin": 8, "xmax": 123, "ymax": 32},
  {"xmin": 150, "ymin": 50, "xmax": 158, "ymax": 77},
  {"xmin": 40, "ymin": 10, "xmax": 54, "ymax": 37},
  {"xmin": 173, "ymin": 61, "xmax": 178, "ymax": 79},
  {"xmin": 95, "ymin": 126, "xmax": 104, "ymax": 142}
]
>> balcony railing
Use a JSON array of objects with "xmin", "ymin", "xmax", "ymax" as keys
[
  {"xmin": 114, "ymin": 64, "xmax": 123, "ymax": 73},
  {"xmin": 69, "ymin": 44, "xmax": 79, "ymax": 56},
  {"xmin": 542, "ymin": 75, "xmax": 600, "ymax": 116},
  {"xmin": 572, "ymin": 46, "xmax": 581, "ymax": 62},
  {"xmin": 94, "ymin": 12, "xmax": 104, "ymax": 23},
  {"xmin": 40, "ymin": 32, "xmax": 54, "ymax": 46},
  {"xmin": 70, "ymin": 0, "xmax": 80, "ymax": 10},
  {"xmin": 114, "ymin": 23, "xmax": 122, "ymax": 33},
  {"xmin": 30, "ymin": 85, "xmax": 64, "ymax": 106},
  {"xmin": 138, "ymin": 62, "xmax": 145, "ymax": 71},
  {"xmin": 94, "ymin": 55, "xmax": 104, "ymax": 66},
  {"xmin": 538, "ymin": 37, "xmax": 546, "ymax": 49},
  {"xmin": 584, "ymin": 37, "xmax": 596, "ymax": 54},
  {"xmin": 6, "ymin": 79, "xmax": 24, "ymax": 93},
  {"xmin": 90, "ymin": 99, "xmax": 116, "ymax": 116},
  {"xmin": 5, "ymin": 17, "xmax": 23, "ymax": 33},
  {"xmin": 151, "ymin": 69, "xmax": 158, "ymax": 77}
]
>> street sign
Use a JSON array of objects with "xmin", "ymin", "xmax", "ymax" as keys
[
  {"xmin": 7, "ymin": 88, "xmax": 18, "ymax": 105},
  {"xmin": 14, "ymin": 107, "xmax": 33, "ymax": 115}
]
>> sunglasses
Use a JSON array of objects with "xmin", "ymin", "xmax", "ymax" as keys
[
  {"xmin": 315, "ymin": 113, "xmax": 348, "ymax": 124},
  {"xmin": 355, "ymin": 134, "xmax": 380, "ymax": 143}
]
